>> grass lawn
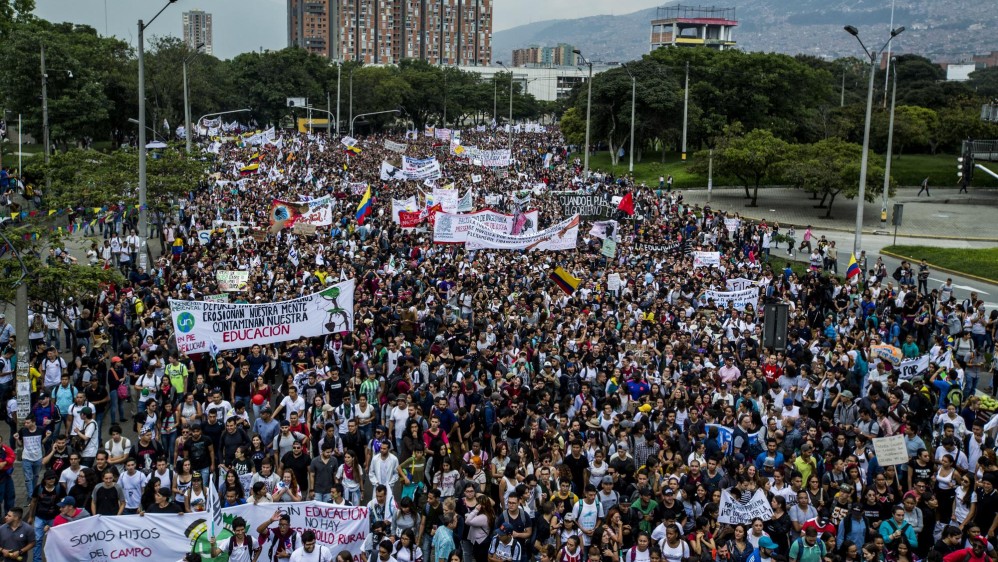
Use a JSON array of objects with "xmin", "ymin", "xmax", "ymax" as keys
[
  {"xmin": 585, "ymin": 151, "xmax": 998, "ymax": 189},
  {"xmin": 883, "ymin": 245, "xmax": 998, "ymax": 282}
]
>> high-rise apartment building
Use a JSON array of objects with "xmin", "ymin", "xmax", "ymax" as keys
[
  {"xmin": 512, "ymin": 44, "xmax": 578, "ymax": 67},
  {"xmin": 182, "ymin": 10, "xmax": 214, "ymax": 55},
  {"xmin": 288, "ymin": 0, "xmax": 492, "ymax": 65}
]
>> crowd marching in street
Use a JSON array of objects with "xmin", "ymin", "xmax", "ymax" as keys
[{"xmin": 0, "ymin": 123, "xmax": 997, "ymax": 562}]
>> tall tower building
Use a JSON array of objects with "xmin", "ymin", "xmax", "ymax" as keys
[
  {"xmin": 182, "ymin": 10, "xmax": 213, "ymax": 55},
  {"xmin": 289, "ymin": 0, "xmax": 491, "ymax": 65}
]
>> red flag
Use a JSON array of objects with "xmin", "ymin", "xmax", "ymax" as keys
[{"xmin": 618, "ymin": 192, "xmax": 635, "ymax": 216}]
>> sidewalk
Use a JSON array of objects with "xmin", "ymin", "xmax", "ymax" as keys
[{"xmin": 679, "ymin": 186, "xmax": 998, "ymax": 241}]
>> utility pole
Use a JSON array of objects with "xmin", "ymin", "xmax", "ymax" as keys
[
  {"xmin": 681, "ymin": 61, "xmax": 689, "ymax": 160},
  {"xmin": 880, "ymin": 59, "xmax": 898, "ymax": 233},
  {"xmin": 327, "ymin": 91, "xmax": 331, "ymax": 136},
  {"xmin": 841, "ymin": 66, "xmax": 846, "ymax": 107},
  {"xmin": 335, "ymin": 62, "xmax": 341, "ymax": 135},
  {"xmin": 624, "ymin": 64, "xmax": 636, "ymax": 174},
  {"xmin": 41, "ymin": 44, "xmax": 49, "ymax": 164},
  {"xmin": 707, "ymin": 149, "xmax": 714, "ymax": 204},
  {"xmin": 138, "ymin": 18, "xmax": 148, "ymax": 266}
]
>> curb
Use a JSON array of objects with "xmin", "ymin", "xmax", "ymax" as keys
[
  {"xmin": 730, "ymin": 211, "xmax": 998, "ymax": 242},
  {"xmin": 879, "ymin": 249, "xmax": 998, "ymax": 286}
]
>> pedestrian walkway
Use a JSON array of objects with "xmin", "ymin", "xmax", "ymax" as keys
[{"xmin": 678, "ymin": 186, "xmax": 998, "ymax": 241}]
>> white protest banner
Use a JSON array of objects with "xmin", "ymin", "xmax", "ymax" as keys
[
  {"xmin": 216, "ymin": 270, "xmax": 250, "ymax": 292},
  {"xmin": 434, "ymin": 128, "xmax": 452, "ymax": 140},
  {"xmin": 292, "ymin": 222, "xmax": 317, "ymax": 235},
  {"xmin": 384, "ymin": 139, "xmax": 407, "ymax": 153},
  {"xmin": 702, "ymin": 287, "xmax": 759, "ymax": 311},
  {"xmin": 898, "ymin": 354, "xmax": 931, "ymax": 380},
  {"xmin": 44, "ymin": 503, "xmax": 370, "ymax": 562},
  {"xmin": 244, "ymin": 127, "xmax": 275, "ymax": 146},
  {"xmin": 466, "ymin": 147, "xmax": 511, "ymax": 167},
  {"xmin": 403, "ymin": 156, "xmax": 443, "ymax": 180},
  {"xmin": 607, "ymin": 273, "xmax": 622, "ymax": 292},
  {"xmin": 197, "ymin": 230, "xmax": 213, "ymax": 245},
  {"xmin": 340, "ymin": 135, "xmax": 358, "ymax": 148},
  {"xmin": 349, "ymin": 182, "xmax": 368, "ymax": 196},
  {"xmin": 873, "ymin": 435, "xmax": 909, "ymax": 466},
  {"xmin": 433, "ymin": 187, "xmax": 460, "ymax": 212},
  {"xmin": 380, "ymin": 161, "xmax": 403, "ymax": 181},
  {"xmin": 589, "ymin": 220, "xmax": 619, "ymax": 241},
  {"xmin": 472, "ymin": 174, "xmax": 483, "ymax": 183},
  {"xmin": 718, "ymin": 489, "xmax": 773, "ymax": 524},
  {"xmin": 433, "ymin": 210, "xmax": 539, "ymax": 244},
  {"xmin": 724, "ymin": 218, "xmax": 741, "ymax": 232},
  {"xmin": 273, "ymin": 195, "xmax": 334, "ymax": 228},
  {"xmin": 726, "ymin": 277, "xmax": 757, "ymax": 291},
  {"xmin": 465, "ymin": 214, "xmax": 579, "ymax": 251},
  {"xmin": 170, "ymin": 279, "xmax": 355, "ymax": 354},
  {"xmin": 484, "ymin": 194, "xmax": 503, "ymax": 206},
  {"xmin": 392, "ymin": 196, "xmax": 418, "ymax": 223},
  {"xmin": 692, "ymin": 251, "xmax": 721, "ymax": 268},
  {"xmin": 456, "ymin": 189, "xmax": 474, "ymax": 213}
]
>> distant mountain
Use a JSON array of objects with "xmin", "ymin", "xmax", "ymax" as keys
[{"xmin": 492, "ymin": 1, "xmax": 998, "ymax": 65}]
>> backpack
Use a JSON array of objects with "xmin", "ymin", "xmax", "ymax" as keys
[
  {"xmin": 267, "ymin": 530, "xmax": 298, "ymax": 561},
  {"xmin": 945, "ymin": 385, "xmax": 963, "ymax": 409},
  {"xmin": 792, "ymin": 537, "xmax": 826, "ymax": 562}
]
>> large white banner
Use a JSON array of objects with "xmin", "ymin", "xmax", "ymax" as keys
[
  {"xmin": 244, "ymin": 127, "xmax": 275, "ymax": 146},
  {"xmin": 692, "ymin": 251, "xmax": 722, "ymax": 268},
  {"xmin": 216, "ymin": 270, "xmax": 249, "ymax": 292},
  {"xmin": 433, "ymin": 210, "xmax": 539, "ymax": 244},
  {"xmin": 274, "ymin": 195, "xmax": 333, "ymax": 227},
  {"xmin": 898, "ymin": 354, "xmax": 931, "ymax": 380},
  {"xmin": 380, "ymin": 161, "xmax": 404, "ymax": 181},
  {"xmin": 465, "ymin": 148, "xmax": 511, "ymax": 167},
  {"xmin": 44, "ymin": 503, "xmax": 370, "ymax": 562},
  {"xmin": 432, "ymin": 187, "xmax": 460, "ymax": 213},
  {"xmin": 392, "ymin": 196, "xmax": 418, "ymax": 223},
  {"xmin": 456, "ymin": 190, "xmax": 474, "ymax": 213},
  {"xmin": 702, "ymin": 287, "xmax": 759, "ymax": 311},
  {"xmin": 465, "ymin": 215, "xmax": 579, "ymax": 252},
  {"xmin": 725, "ymin": 278, "xmax": 758, "ymax": 292},
  {"xmin": 384, "ymin": 140, "xmax": 407, "ymax": 153},
  {"xmin": 718, "ymin": 489, "xmax": 773, "ymax": 524},
  {"xmin": 170, "ymin": 279, "xmax": 355, "ymax": 354},
  {"xmin": 403, "ymin": 157, "xmax": 443, "ymax": 180}
]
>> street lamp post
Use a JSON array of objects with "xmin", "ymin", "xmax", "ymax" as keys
[
  {"xmin": 844, "ymin": 24, "xmax": 904, "ymax": 256},
  {"xmin": 335, "ymin": 61, "xmax": 342, "ymax": 135},
  {"xmin": 681, "ymin": 61, "xmax": 689, "ymax": 160},
  {"xmin": 623, "ymin": 64, "xmax": 636, "ymax": 174},
  {"xmin": 496, "ymin": 62, "xmax": 514, "ymax": 154},
  {"xmin": 573, "ymin": 49, "xmax": 594, "ymax": 178},
  {"xmin": 880, "ymin": 58, "xmax": 898, "ymax": 232},
  {"xmin": 40, "ymin": 44, "xmax": 48, "ymax": 165},
  {"xmin": 183, "ymin": 42, "xmax": 205, "ymax": 154},
  {"xmin": 349, "ymin": 68, "xmax": 357, "ymax": 136},
  {"xmin": 139, "ymin": 0, "xmax": 181, "ymax": 268},
  {"xmin": 350, "ymin": 109, "xmax": 401, "ymax": 137}
]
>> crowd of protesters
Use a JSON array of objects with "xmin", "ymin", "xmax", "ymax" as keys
[{"xmin": 0, "ymin": 124, "xmax": 997, "ymax": 562}]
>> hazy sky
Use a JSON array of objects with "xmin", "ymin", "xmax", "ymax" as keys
[{"xmin": 33, "ymin": 0, "xmax": 666, "ymax": 60}]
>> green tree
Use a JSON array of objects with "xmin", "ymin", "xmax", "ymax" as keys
[
  {"xmin": 968, "ymin": 66, "xmax": 998, "ymax": 98},
  {"xmin": 692, "ymin": 125, "xmax": 789, "ymax": 207},
  {"xmin": 30, "ymin": 146, "xmax": 207, "ymax": 212},
  {"xmin": 559, "ymin": 107, "xmax": 586, "ymax": 147},
  {"xmin": 782, "ymin": 137, "xmax": 889, "ymax": 218}
]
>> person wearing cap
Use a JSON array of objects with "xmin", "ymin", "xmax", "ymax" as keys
[
  {"xmin": 488, "ymin": 521, "xmax": 522, "ymax": 562},
  {"xmin": 50, "ymin": 494, "xmax": 89, "ymax": 528},
  {"xmin": 748, "ymin": 536, "xmax": 780, "ymax": 562},
  {"xmin": 942, "ymin": 535, "xmax": 989, "ymax": 562},
  {"xmin": 71, "ymin": 406, "xmax": 99, "ymax": 467},
  {"xmin": 837, "ymin": 504, "xmax": 867, "ymax": 548}
]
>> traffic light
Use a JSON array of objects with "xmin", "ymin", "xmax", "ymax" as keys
[
  {"xmin": 957, "ymin": 156, "xmax": 965, "ymax": 178},
  {"xmin": 957, "ymin": 155, "xmax": 974, "ymax": 181}
]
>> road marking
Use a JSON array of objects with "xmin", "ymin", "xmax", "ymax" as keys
[{"xmin": 928, "ymin": 277, "xmax": 990, "ymax": 295}]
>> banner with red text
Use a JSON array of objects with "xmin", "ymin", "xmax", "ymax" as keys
[
  {"xmin": 170, "ymin": 279, "xmax": 355, "ymax": 354},
  {"xmin": 44, "ymin": 503, "xmax": 370, "ymax": 562}
]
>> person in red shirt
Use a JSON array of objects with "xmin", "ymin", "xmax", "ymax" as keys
[
  {"xmin": 801, "ymin": 515, "xmax": 836, "ymax": 537},
  {"xmin": 942, "ymin": 535, "xmax": 990, "ymax": 562},
  {"xmin": 51, "ymin": 496, "xmax": 90, "ymax": 527}
]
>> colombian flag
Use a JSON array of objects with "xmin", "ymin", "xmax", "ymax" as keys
[
  {"xmin": 240, "ymin": 162, "xmax": 260, "ymax": 176},
  {"xmin": 356, "ymin": 185, "xmax": 373, "ymax": 225},
  {"xmin": 846, "ymin": 253, "xmax": 860, "ymax": 280},
  {"xmin": 248, "ymin": 152, "xmax": 262, "ymax": 164},
  {"xmin": 346, "ymin": 145, "xmax": 362, "ymax": 155},
  {"xmin": 549, "ymin": 266, "xmax": 582, "ymax": 296}
]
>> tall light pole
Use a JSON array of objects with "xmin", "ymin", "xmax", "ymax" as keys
[
  {"xmin": 139, "ymin": 0, "xmax": 181, "ymax": 268},
  {"xmin": 880, "ymin": 57, "xmax": 898, "ymax": 232},
  {"xmin": 183, "ymin": 42, "xmax": 205, "ymax": 153},
  {"xmin": 492, "ymin": 75, "xmax": 497, "ymax": 124},
  {"xmin": 623, "ymin": 64, "xmax": 636, "ymax": 174},
  {"xmin": 496, "ymin": 61, "xmax": 514, "ymax": 154},
  {"xmin": 335, "ymin": 62, "xmax": 342, "ymax": 135},
  {"xmin": 40, "ymin": 44, "xmax": 48, "ymax": 165},
  {"xmin": 883, "ymin": 0, "xmax": 896, "ymax": 108},
  {"xmin": 573, "ymin": 49, "xmax": 593, "ymax": 178},
  {"xmin": 681, "ymin": 61, "xmax": 689, "ymax": 160},
  {"xmin": 844, "ymin": 24, "xmax": 905, "ymax": 256},
  {"xmin": 348, "ymin": 67, "xmax": 357, "ymax": 135}
]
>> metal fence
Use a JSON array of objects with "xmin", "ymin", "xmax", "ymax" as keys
[{"xmin": 963, "ymin": 139, "xmax": 998, "ymax": 162}]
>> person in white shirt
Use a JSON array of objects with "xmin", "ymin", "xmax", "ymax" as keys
[
  {"xmin": 119, "ymin": 458, "xmax": 149, "ymax": 515},
  {"xmin": 209, "ymin": 516, "xmax": 260, "ymax": 562},
  {"xmin": 368, "ymin": 442, "xmax": 399, "ymax": 491},
  {"xmin": 289, "ymin": 530, "xmax": 333, "ymax": 562}
]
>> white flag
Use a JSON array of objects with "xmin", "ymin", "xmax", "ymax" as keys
[
  {"xmin": 207, "ymin": 474, "xmax": 222, "ymax": 536},
  {"xmin": 380, "ymin": 161, "xmax": 403, "ymax": 181}
]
